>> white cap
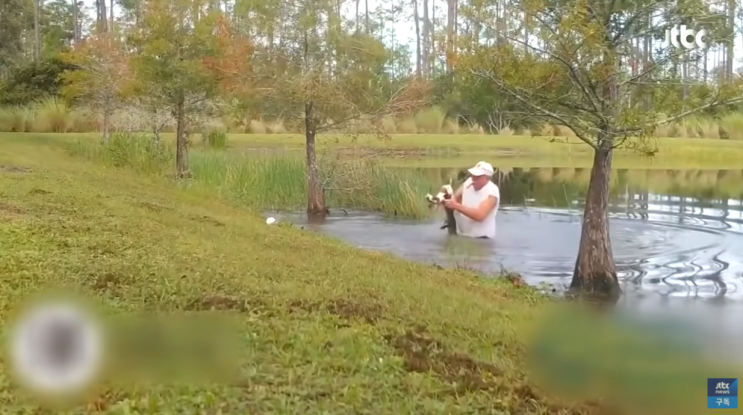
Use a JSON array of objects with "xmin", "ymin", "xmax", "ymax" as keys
[{"xmin": 467, "ymin": 161, "xmax": 494, "ymax": 177}]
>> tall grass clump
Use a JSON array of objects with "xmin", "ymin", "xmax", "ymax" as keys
[
  {"xmin": 396, "ymin": 117, "xmax": 418, "ymax": 133},
  {"xmin": 719, "ymin": 113, "xmax": 743, "ymax": 140},
  {"xmin": 325, "ymin": 159, "xmax": 436, "ymax": 217},
  {"xmin": 0, "ymin": 106, "xmax": 34, "ymax": 132},
  {"xmin": 413, "ymin": 106, "xmax": 446, "ymax": 133},
  {"xmin": 68, "ymin": 132, "xmax": 172, "ymax": 175},
  {"xmin": 68, "ymin": 136, "xmax": 440, "ymax": 217},
  {"xmin": 32, "ymin": 97, "xmax": 75, "ymax": 133},
  {"xmin": 683, "ymin": 115, "xmax": 718, "ymax": 139},
  {"xmin": 190, "ymin": 152, "xmax": 307, "ymax": 209},
  {"xmin": 5, "ymin": 100, "xmax": 743, "ymax": 140},
  {"xmin": 189, "ymin": 153, "xmax": 437, "ymax": 217},
  {"xmin": 202, "ymin": 122, "xmax": 228, "ymax": 149}
]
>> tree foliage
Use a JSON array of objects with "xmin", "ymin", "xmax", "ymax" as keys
[
  {"xmin": 124, "ymin": 0, "xmax": 253, "ymax": 176},
  {"xmin": 460, "ymin": 0, "xmax": 743, "ymax": 151},
  {"xmin": 0, "ymin": 57, "xmax": 77, "ymax": 106},
  {"xmin": 60, "ymin": 31, "xmax": 132, "ymax": 140}
]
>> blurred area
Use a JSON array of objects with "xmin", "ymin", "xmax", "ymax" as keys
[
  {"xmin": 104, "ymin": 313, "xmax": 243, "ymax": 386},
  {"xmin": 525, "ymin": 302, "xmax": 743, "ymax": 415},
  {"xmin": 4, "ymin": 291, "xmax": 243, "ymax": 406}
]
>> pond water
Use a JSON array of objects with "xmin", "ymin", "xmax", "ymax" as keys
[{"xmin": 273, "ymin": 167, "xmax": 743, "ymax": 317}]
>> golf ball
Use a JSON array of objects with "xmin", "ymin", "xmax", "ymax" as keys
[{"xmin": 266, "ymin": 217, "xmax": 277, "ymax": 225}]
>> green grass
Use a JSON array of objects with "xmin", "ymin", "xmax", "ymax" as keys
[
  {"xmin": 0, "ymin": 135, "xmax": 737, "ymax": 414},
  {"xmin": 8, "ymin": 132, "xmax": 743, "ymax": 170},
  {"xmin": 0, "ymin": 133, "xmax": 559, "ymax": 414},
  {"xmin": 383, "ymin": 153, "xmax": 743, "ymax": 169},
  {"xmin": 225, "ymin": 133, "xmax": 743, "ymax": 169},
  {"xmin": 530, "ymin": 167, "xmax": 743, "ymax": 199},
  {"xmin": 5, "ymin": 100, "xmax": 743, "ymax": 143},
  {"xmin": 65, "ymin": 133, "xmax": 439, "ymax": 218}
]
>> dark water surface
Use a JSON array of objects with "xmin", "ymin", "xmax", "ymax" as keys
[{"xmin": 273, "ymin": 168, "xmax": 743, "ymax": 313}]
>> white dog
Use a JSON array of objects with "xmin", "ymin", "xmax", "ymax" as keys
[
  {"xmin": 425, "ymin": 182, "xmax": 457, "ymax": 234},
  {"xmin": 425, "ymin": 183, "xmax": 455, "ymax": 205}
]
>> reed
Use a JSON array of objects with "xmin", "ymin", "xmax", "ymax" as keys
[{"xmin": 68, "ymin": 134, "xmax": 439, "ymax": 218}]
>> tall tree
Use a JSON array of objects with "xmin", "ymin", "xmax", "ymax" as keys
[
  {"xmin": 726, "ymin": 0, "xmax": 735, "ymax": 80},
  {"xmin": 72, "ymin": 0, "xmax": 78, "ymax": 45},
  {"xmin": 422, "ymin": 0, "xmax": 430, "ymax": 77},
  {"xmin": 463, "ymin": 0, "xmax": 743, "ymax": 302},
  {"xmin": 413, "ymin": 0, "xmax": 422, "ymax": 77},
  {"xmin": 34, "ymin": 0, "xmax": 41, "ymax": 61},
  {"xmin": 251, "ymin": 0, "xmax": 428, "ymax": 214},
  {"xmin": 128, "ymin": 0, "xmax": 252, "ymax": 177},
  {"xmin": 60, "ymin": 31, "xmax": 132, "ymax": 142},
  {"xmin": 0, "ymin": 0, "xmax": 31, "ymax": 73},
  {"xmin": 445, "ymin": 0, "xmax": 457, "ymax": 73}
]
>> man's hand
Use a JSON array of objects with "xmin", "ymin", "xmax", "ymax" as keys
[{"xmin": 443, "ymin": 199, "xmax": 460, "ymax": 210}]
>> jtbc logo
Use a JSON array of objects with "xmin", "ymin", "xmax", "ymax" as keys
[{"xmin": 665, "ymin": 25, "xmax": 707, "ymax": 49}]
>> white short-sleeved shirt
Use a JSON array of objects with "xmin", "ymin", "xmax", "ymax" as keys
[{"xmin": 455, "ymin": 178, "xmax": 500, "ymax": 239}]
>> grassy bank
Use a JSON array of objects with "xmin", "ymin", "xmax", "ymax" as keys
[
  {"xmin": 223, "ymin": 133, "xmax": 743, "ymax": 169},
  {"xmin": 0, "ymin": 134, "xmax": 560, "ymax": 413},
  {"xmin": 4, "ymin": 100, "xmax": 743, "ymax": 141},
  {"xmin": 384, "ymin": 152, "xmax": 743, "ymax": 170},
  {"xmin": 65, "ymin": 133, "xmax": 439, "ymax": 218},
  {"xmin": 0, "ymin": 134, "xmax": 735, "ymax": 414},
  {"xmin": 11, "ymin": 131, "xmax": 743, "ymax": 170},
  {"xmin": 529, "ymin": 167, "xmax": 743, "ymax": 200}
]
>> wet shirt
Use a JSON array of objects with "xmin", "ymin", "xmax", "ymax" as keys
[{"xmin": 455, "ymin": 178, "xmax": 500, "ymax": 239}]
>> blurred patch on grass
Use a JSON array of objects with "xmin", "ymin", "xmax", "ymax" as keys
[{"xmin": 526, "ymin": 303, "xmax": 742, "ymax": 415}]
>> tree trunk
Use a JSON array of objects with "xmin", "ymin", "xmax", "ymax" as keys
[
  {"xmin": 413, "ymin": 0, "xmax": 421, "ymax": 77},
  {"xmin": 569, "ymin": 146, "xmax": 621, "ymax": 303},
  {"xmin": 430, "ymin": 2, "xmax": 435, "ymax": 76},
  {"xmin": 73, "ymin": 0, "xmax": 79, "ymax": 45},
  {"xmin": 355, "ymin": 0, "xmax": 360, "ymax": 32},
  {"xmin": 726, "ymin": 0, "xmax": 735, "ymax": 81},
  {"xmin": 110, "ymin": 0, "xmax": 114, "ymax": 29},
  {"xmin": 446, "ymin": 0, "xmax": 456, "ymax": 73},
  {"xmin": 175, "ymin": 96, "xmax": 189, "ymax": 179},
  {"xmin": 364, "ymin": 0, "xmax": 370, "ymax": 34},
  {"xmin": 304, "ymin": 100, "xmax": 326, "ymax": 215},
  {"xmin": 99, "ymin": 0, "xmax": 108, "ymax": 32},
  {"xmin": 33, "ymin": 0, "xmax": 40, "ymax": 61},
  {"xmin": 421, "ymin": 0, "xmax": 429, "ymax": 78},
  {"xmin": 102, "ymin": 97, "xmax": 111, "ymax": 144}
]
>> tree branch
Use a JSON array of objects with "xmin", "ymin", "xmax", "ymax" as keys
[
  {"xmin": 471, "ymin": 68, "xmax": 599, "ymax": 149},
  {"xmin": 617, "ymin": 95, "xmax": 743, "ymax": 134}
]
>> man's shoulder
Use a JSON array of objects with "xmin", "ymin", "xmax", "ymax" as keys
[{"xmin": 486, "ymin": 181, "xmax": 500, "ymax": 195}]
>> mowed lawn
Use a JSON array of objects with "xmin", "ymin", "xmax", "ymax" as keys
[
  {"xmin": 10, "ymin": 132, "xmax": 743, "ymax": 169},
  {"xmin": 0, "ymin": 136, "xmax": 576, "ymax": 413}
]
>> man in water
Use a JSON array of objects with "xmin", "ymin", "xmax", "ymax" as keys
[{"xmin": 443, "ymin": 161, "xmax": 500, "ymax": 239}]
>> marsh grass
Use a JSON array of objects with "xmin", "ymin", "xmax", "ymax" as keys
[
  {"xmin": 527, "ymin": 166, "xmax": 743, "ymax": 199},
  {"xmin": 68, "ymin": 133, "xmax": 438, "ymax": 218},
  {"xmin": 190, "ymin": 152, "xmax": 436, "ymax": 217},
  {"xmin": 202, "ymin": 121, "xmax": 229, "ymax": 149},
  {"xmin": 69, "ymin": 132, "xmax": 172, "ymax": 175},
  {"xmin": 6, "ymin": 101, "xmax": 743, "ymax": 140}
]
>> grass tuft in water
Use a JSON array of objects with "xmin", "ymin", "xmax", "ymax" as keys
[{"xmin": 68, "ymin": 135, "xmax": 439, "ymax": 218}]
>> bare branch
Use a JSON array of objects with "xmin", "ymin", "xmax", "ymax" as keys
[{"xmin": 470, "ymin": 68, "xmax": 599, "ymax": 149}]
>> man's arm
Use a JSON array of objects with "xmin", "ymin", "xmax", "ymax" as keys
[
  {"xmin": 453, "ymin": 185, "xmax": 464, "ymax": 203},
  {"xmin": 455, "ymin": 195, "xmax": 497, "ymax": 222}
]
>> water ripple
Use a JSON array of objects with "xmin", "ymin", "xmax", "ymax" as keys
[{"xmin": 275, "ymin": 192, "xmax": 743, "ymax": 306}]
